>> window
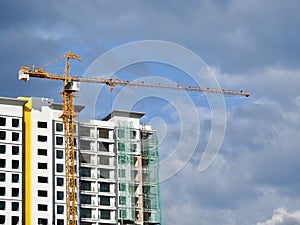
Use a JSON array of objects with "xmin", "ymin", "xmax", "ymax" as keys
[
  {"xmin": 12, "ymin": 202, "xmax": 19, "ymax": 211},
  {"xmin": 57, "ymin": 191, "xmax": 64, "ymax": 200},
  {"xmin": 12, "ymin": 174, "xmax": 19, "ymax": 183},
  {"xmin": 99, "ymin": 128, "xmax": 109, "ymax": 139},
  {"xmin": 38, "ymin": 218, "xmax": 48, "ymax": 224},
  {"xmin": 38, "ymin": 176, "xmax": 48, "ymax": 183},
  {"xmin": 38, "ymin": 135, "xmax": 47, "ymax": 142},
  {"xmin": 37, "ymin": 121, "xmax": 47, "ymax": 128},
  {"xmin": 81, "ymin": 208, "xmax": 92, "ymax": 219},
  {"xmin": 57, "ymin": 177, "xmax": 64, "ymax": 186},
  {"xmin": 56, "ymin": 150, "xmax": 63, "ymax": 159},
  {"xmin": 0, "ymin": 145, "xmax": 5, "ymax": 154},
  {"xmin": 12, "ymin": 160, "xmax": 19, "ymax": 169},
  {"xmin": 100, "ymin": 196, "xmax": 110, "ymax": 206},
  {"xmin": 0, "ymin": 117, "xmax": 5, "ymax": 126},
  {"xmin": 38, "ymin": 149, "xmax": 47, "ymax": 156},
  {"xmin": 12, "ymin": 146, "xmax": 19, "ymax": 155},
  {"xmin": 81, "ymin": 181, "xmax": 91, "ymax": 191},
  {"xmin": 57, "ymin": 205, "xmax": 64, "ymax": 214},
  {"xmin": 98, "ymin": 142, "xmax": 109, "ymax": 152},
  {"xmin": 11, "ymin": 216, "xmax": 19, "ymax": 225},
  {"xmin": 56, "ymin": 164, "xmax": 63, "ymax": 173},
  {"xmin": 12, "ymin": 132, "xmax": 19, "ymax": 141},
  {"xmin": 56, "ymin": 137, "xmax": 63, "ymax": 145},
  {"xmin": 57, "ymin": 219, "xmax": 64, "ymax": 225},
  {"xmin": 80, "ymin": 194, "xmax": 91, "ymax": 204},
  {"xmin": 119, "ymin": 169, "xmax": 125, "ymax": 178},
  {"xmin": 119, "ymin": 183, "xmax": 126, "ymax": 192},
  {"xmin": 118, "ymin": 129, "xmax": 124, "ymax": 139},
  {"xmin": 0, "ymin": 159, "xmax": 5, "ymax": 168},
  {"xmin": 38, "ymin": 204, "xmax": 47, "ymax": 211},
  {"xmin": 119, "ymin": 196, "xmax": 126, "ymax": 205},
  {"xmin": 100, "ymin": 183, "xmax": 110, "ymax": 192},
  {"xmin": 38, "ymin": 163, "xmax": 47, "ymax": 170},
  {"xmin": 100, "ymin": 210, "xmax": 110, "ymax": 219},
  {"xmin": 99, "ymin": 155, "xmax": 110, "ymax": 165},
  {"xmin": 0, "ymin": 173, "xmax": 5, "ymax": 182},
  {"xmin": 0, "ymin": 131, "xmax": 6, "ymax": 140},
  {"xmin": 99, "ymin": 168, "xmax": 110, "ymax": 179},
  {"xmin": 0, "ymin": 201, "xmax": 5, "ymax": 210},
  {"xmin": 80, "ymin": 168, "xmax": 91, "ymax": 178},
  {"xmin": 0, "ymin": 187, "xmax": 5, "ymax": 196},
  {"xmin": 12, "ymin": 118, "xmax": 19, "ymax": 128},
  {"xmin": 132, "ymin": 130, "xmax": 137, "ymax": 139},
  {"xmin": 120, "ymin": 209, "xmax": 126, "ymax": 218},
  {"xmin": 73, "ymin": 125, "xmax": 77, "ymax": 133},
  {"xmin": 38, "ymin": 190, "xmax": 47, "ymax": 197},
  {"xmin": 0, "ymin": 216, "xmax": 4, "ymax": 224},
  {"xmin": 11, "ymin": 188, "xmax": 19, "ymax": 197},
  {"xmin": 56, "ymin": 123, "xmax": 63, "ymax": 132}
]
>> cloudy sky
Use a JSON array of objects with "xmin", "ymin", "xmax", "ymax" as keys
[{"xmin": 1, "ymin": 0, "xmax": 300, "ymax": 224}]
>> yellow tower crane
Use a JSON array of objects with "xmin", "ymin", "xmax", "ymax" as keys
[{"xmin": 18, "ymin": 51, "xmax": 249, "ymax": 225}]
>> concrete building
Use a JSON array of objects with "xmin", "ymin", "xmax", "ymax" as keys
[
  {"xmin": 0, "ymin": 96, "xmax": 161, "ymax": 225},
  {"xmin": 0, "ymin": 97, "xmax": 26, "ymax": 225}
]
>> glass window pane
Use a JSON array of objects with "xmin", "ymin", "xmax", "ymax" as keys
[
  {"xmin": 12, "ymin": 146, "xmax": 19, "ymax": 155},
  {"xmin": 12, "ymin": 174, "xmax": 19, "ymax": 183},
  {"xmin": 12, "ymin": 132, "xmax": 19, "ymax": 141},
  {"xmin": 0, "ymin": 159, "xmax": 5, "ymax": 168},
  {"xmin": 0, "ymin": 131, "xmax": 6, "ymax": 140},
  {"xmin": 38, "ymin": 204, "xmax": 47, "ymax": 211},
  {"xmin": 12, "ymin": 202, "xmax": 19, "ymax": 211},
  {"xmin": 100, "ymin": 183, "xmax": 110, "ymax": 192},
  {"xmin": 57, "ymin": 191, "xmax": 64, "ymax": 200},
  {"xmin": 56, "ymin": 137, "xmax": 63, "ymax": 145},
  {"xmin": 12, "ymin": 118, "xmax": 19, "ymax": 128},
  {"xmin": 57, "ymin": 205, "xmax": 64, "ymax": 214},
  {"xmin": 100, "ymin": 196, "xmax": 110, "ymax": 206},
  {"xmin": 0, "ymin": 118, "xmax": 5, "ymax": 126},
  {"xmin": 12, "ymin": 188, "xmax": 19, "ymax": 197},
  {"xmin": 0, "ymin": 187, "xmax": 5, "ymax": 196},
  {"xmin": 0, "ymin": 201, "xmax": 5, "ymax": 210},
  {"xmin": 56, "ymin": 123, "xmax": 63, "ymax": 132},
  {"xmin": 38, "ymin": 149, "xmax": 47, "ymax": 156},
  {"xmin": 0, "ymin": 145, "xmax": 5, "ymax": 154},
  {"xmin": 57, "ymin": 178, "xmax": 64, "ymax": 186},
  {"xmin": 0, "ymin": 173, "xmax": 5, "ymax": 182},
  {"xmin": 56, "ymin": 150, "xmax": 63, "ymax": 159},
  {"xmin": 56, "ymin": 164, "xmax": 63, "ymax": 173},
  {"xmin": 38, "ymin": 135, "xmax": 47, "ymax": 142},
  {"xmin": 12, "ymin": 160, "xmax": 19, "ymax": 169},
  {"xmin": 37, "ymin": 121, "xmax": 47, "ymax": 128},
  {"xmin": 100, "ymin": 210, "xmax": 110, "ymax": 219}
]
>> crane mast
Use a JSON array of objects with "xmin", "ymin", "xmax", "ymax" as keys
[
  {"xmin": 18, "ymin": 52, "xmax": 249, "ymax": 225},
  {"xmin": 61, "ymin": 51, "xmax": 81, "ymax": 225}
]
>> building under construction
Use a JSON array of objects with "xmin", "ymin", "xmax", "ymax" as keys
[{"xmin": 0, "ymin": 96, "xmax": 161, "ymax": 225}]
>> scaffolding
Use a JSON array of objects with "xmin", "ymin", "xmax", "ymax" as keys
[
  {"xmin": 141, "ymin": 129, "xmax": 161, "ymax": 225},
  {"xmin": 117, "ymin": 122, "xmax": 161, "ymax": 225}
]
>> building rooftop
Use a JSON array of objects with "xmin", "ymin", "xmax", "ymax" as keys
[
  {"xmin": 102, "ymin": 110, "xmax": 145, "ymax": 121},
  {"xmin": 0, "ymin": 96, "xmax": 28, "ymax": 106}
]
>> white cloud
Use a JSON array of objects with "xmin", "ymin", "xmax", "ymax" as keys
[{"xmin": 257, "ymin": 208, "xmax": 300, "ymax": 225}]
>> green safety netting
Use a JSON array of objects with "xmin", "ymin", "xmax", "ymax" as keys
[{"xmin": 118, "ymin": 122, "xmax": 161, "ymax": 225}]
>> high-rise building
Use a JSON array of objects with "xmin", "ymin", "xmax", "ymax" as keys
[{"xmin": 0, "ymin": 96, "xmax": 161, "ymax": 225}]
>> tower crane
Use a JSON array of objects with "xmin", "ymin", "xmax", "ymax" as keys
[{"xmin": 18, "ymin": 51, "xmax": 249, "ymax": 225}]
